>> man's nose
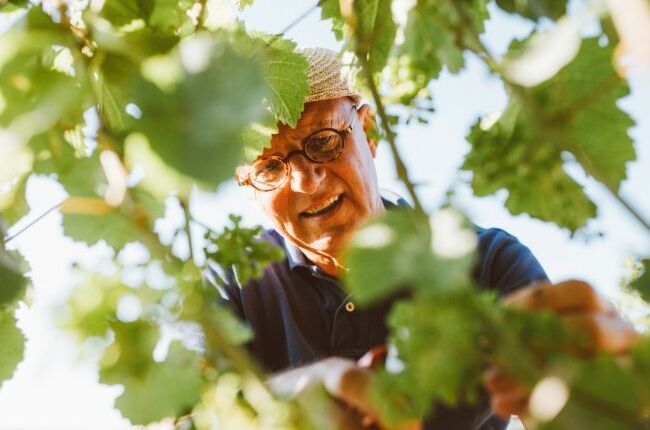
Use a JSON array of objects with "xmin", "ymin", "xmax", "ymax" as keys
[{"xmin": 288, "ymin": 154, "xmax": 325, "ymax": 194}]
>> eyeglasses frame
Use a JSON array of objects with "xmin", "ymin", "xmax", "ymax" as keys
[{"xmin": 237, "ymin": 104, "xmax": 361, "ymax": 192}]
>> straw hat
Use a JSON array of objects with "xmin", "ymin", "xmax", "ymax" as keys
[{"xmin": 301, "ymin": 47, "xmax": 359, "ymax": 103}]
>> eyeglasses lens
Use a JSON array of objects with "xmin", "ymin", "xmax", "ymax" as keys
[
  {"xmin": 252, "ymin": 157, "xmax": 288, "ymax": 191},
  {"xmin": 304, "ymin": 131, "xmax": 343, "ymax": 163},
  {"xmin": 250, "ymin": 132, "xmax": 344, "ymax": 190}
]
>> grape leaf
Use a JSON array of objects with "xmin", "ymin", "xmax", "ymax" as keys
[
  {"xmin": 100, "ymin": 0, "xmax": 154, "ymax": 28},
  {"xmin": 0, "ymin": 175, "xmax": 29, "ymax": 228},
  {"xmin": 203, "ymin": 214, "xmax": 284, "ymax": 285},
  {"xmin": 90, "ymin": 65, "xmax": 127, "ymax": 131},
  {"xmin": 131, "ymin": 35, "xmax": 267, "ymax": 186},
  {"xmin": 62, "ymin": 187, "xmax": 165, "ymax": 250},
  {"xmin": 496, "ymin": 0, "xmax": 567, "ymax": 21},
  {"xmin": 343, "ymin": 209, "xmax": 475, "ymax": 305},
  {"xmin": 464, "ymin": 38, "xmax": 633, "ymax": 231},
  {"xmin": 353, "ymin": 0, "xmax": 397, "ymax": 75},
  {"xmin": 100, "ymin": 322, "xmax": 202, "ymax": 424},
  {"xmin": 240, "ymin": 113, "xmax": 279, "ymax": 162},
  {"xmin": 537, "ymin": 38, "xmax": 635, "ymax": 192},
  {"xmin": 0, "ymin": 307, "xmax": 25, "ymax": 387},
  {"xmin": 148, "ymin": 0, "xmax": 195, "ymax": 34},
  {"xmin": 628, "ymin": 258, "xmax": 650, "ymax": 304},
  {"xmin": 0, "ymin": 0, "xmax": 29, "ymax": 12},
  {"xmin": 464, "ymin": 100, "xmax": 597, "ymax": 231},
  {"xmin": 0, "ymin": 232, "xmax": 28, "ymax": 307},
  {"xmin": 389, "ymin": 0, "xmax": 488, "ymax": 102},
  {"xmin": 319, "ymin": 0, "xmax": 345, "ymax": 41},
  {"xmin": 0, "ymin": 31, "xmax": 86, "ymax": 130},
  {"xmin": 235, "ymin": 0, "xmax": 254, "ymax": 11},
  {"xmin": 248, "ymin": 33, "xmax": 310, "ymax": 128},
  {"xmin": 541, "ymin": 356, "xmax": 642, "ymax": 430}
]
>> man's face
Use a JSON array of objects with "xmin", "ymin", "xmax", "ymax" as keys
[{"xmin": 244, "ymin": 97, "xmax": 384, "ymax": 257}]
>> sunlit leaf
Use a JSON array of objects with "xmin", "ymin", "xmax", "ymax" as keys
[
  {"xmin": 62, "ymin": 187, "xmax": 165, "ymax": 250},
  {"xmin": 0, "ymin": 307, "xmax": 24, "ymax": 387},
  {"xmin": 319, "ymin": 0, "xmax": 345, "ymax": 41},
  {"xmin": 343, "ymin": 208, "xmax": 475, "ymax": 305},
  {"xmin": 464, "ymin": 38, "xmax": 634, "ymax": 231},
  {"xmin": 353, "ymin": 0, "xmax": 397, "ymax": 74},
  {"xmin": 100, "ymin": 322, "xmax": 203, "ymax": 424},
  {"xmin": 203, "ymin": 214, "xmax": 284, "ymax": 285},
  {"xmin": 131, "ymin": 34, "xmax": 267, "ymax": 186},
  {"xmin": 248, "ymin": 33, "xmax": 310, "ymax": 128},
  {"xmin": 628, "ymin": 258, "xmax": 650, "ymax": 304},
  {"xmin": 0, "ymin": 231, "xmax": 28, "ymax": 307},
  {"xmin": 496, "ymin": 0, "xmax": 567, "ymax": 21}
]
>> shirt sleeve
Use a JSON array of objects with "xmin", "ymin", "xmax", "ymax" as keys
[
  {"xmin": 203, "ymin": 260, "xmax": 246, "ymax": 320},
  {"xmin": 473, "ymin": 228, "xmax": 550, "ymax": 297}
]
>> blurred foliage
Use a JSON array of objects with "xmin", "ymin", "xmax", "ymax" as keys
[
  {"xmin": 0, "ymin": 0, "xmax": 649, "ymax": 428},
  {"xmin": 203, "ymin": 214, "xmax": 284, "ymax": 285},
  {"xmin": 0, "ymin": 228, "xmax": 27, "ymax": 387},
  {"xmin": 344, "ymin": 209, "xmax": 650, "ymax": 428}
]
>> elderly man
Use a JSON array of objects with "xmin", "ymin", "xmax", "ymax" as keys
[{"xmin": 206, "ymin": 48, "xmax": 637, "ymax": 429}]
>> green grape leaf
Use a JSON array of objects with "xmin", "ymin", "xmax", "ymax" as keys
[
  {"xmin": 62, "ymin": 187, "xmax": 165, "ymax": 250},
  {"xmin": 132, "ymin": 35, "xmax": 267, "ymax": 186},
  {"xmin": 29, "ymin": 131, "xmax": 105, "ymax": 197},
  {"xmin": 250, "ymin": 33, "xmax": 310, "ymax": 128},
  {"xmin": 464, "ymin": 38, "xmax": 633, "ymax": 231},
  {"xmin": 0, "ymin": 307, "xmax": 25, "ymax": 387},
  {"xmin": 203, "ymin": 214, "xmax": 284, "ymax": 285},
  {"xmin": 372, "ymin": 292, "xmax": 496, "ymax": 425},
  {"xmin": 101, "ymin": 0, "xmax": 154, "ymax": 28},
  {"xmin": 0, "ymin": 33, "xmax": 86, "ymax": 131},
  {"xmin": 389, "ymin": 0, "xmax": 488, "ymax": 102},
  {"xmin": 353, "ymin": 0, "xmax": 397, "ymax": 74},
  {"xmin": 235, "ymin": 0, "xmax": 254, "ymax": 11},
  {"xmin": 0, "ymin": 0, "xmax": 29, "ymax": 12},
  {"xmin": 240, "ymin": 113, "xmax": 279, "ymax": 162},
  {"xmin": 542, "ymin": 356, "xmax": 641, "ymax": 430},
  {"xmin": 0, "ymin": 175, "xmax": 30, "ymax": 228},
  {"xmin": 464, "ymin": 100, "xmax": 597, "ymax": 231},
  {"xmin": 100, "ymin": 322, "xmax": 202, "ymax": 425},
  {"xmin": 536, "ymin": 38, "xmax": 635, "ymax": 192},
  {"xmin": 124, "ymin": 133, "xmax": 195, "ymax": 200},
  {"xmin": 343, "ymin": 208, "xmax": 476, "ymax": 305},
  {"xmin": 148, "ymin": 0, "xmax": 195, "ymax": 34},
  {"xmin": 319, "ymin": 0, "xmax": 345, "ymax": 41},
  {"xmin": 628, "ymin": 258, "xmax": 650, "ymax": 304},
  {"xmin": 496, "ymin": 0, "xmax": 567, "ymax": 21},
  {"xmin": 0, "ymin": 233, "xmax": 28, "ymax": 307},
  {"xmin": 90, "ymin": 65, "xmax": 127, "ymax": 131}
]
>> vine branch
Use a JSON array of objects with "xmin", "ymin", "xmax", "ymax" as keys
[{"xmin": 357, "ymin": 55, "xmax": 424, "ymax": 214}]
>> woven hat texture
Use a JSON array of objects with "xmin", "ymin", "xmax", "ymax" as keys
[{"xmin": 301, "ymin": 47, "xmax": 358, "ymax": 102}]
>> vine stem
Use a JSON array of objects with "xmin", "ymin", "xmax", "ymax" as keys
[
  {"xmin": 4, "ymin": 199, "xmax": 66, "ymax": 244},
  {"xmin": 608, "ymin": 187, "xmax": 650, "ymax": 233},
  {"xmin": 357, "ymin": 55, "xmax": 425, "ymax": 215}
]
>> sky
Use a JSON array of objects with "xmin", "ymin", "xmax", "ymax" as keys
[{"xmin": 0, "ymin": 1, "xmax": 649, "ymax": 429}]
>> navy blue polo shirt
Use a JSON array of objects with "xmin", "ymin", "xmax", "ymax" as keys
[{"xmin": 205, "ymin": 197, "xmax": 549, "ymax": 429}]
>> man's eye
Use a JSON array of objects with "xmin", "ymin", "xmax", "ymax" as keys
[
  {"xmin": 264, "ymin": 159, "xmax": 283, "ymax": 173},
  {"xmin": 308, "ymin": 134, "xmax": 337, "ymax": 151}
]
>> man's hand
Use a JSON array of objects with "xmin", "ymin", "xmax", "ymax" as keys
[
  {"xmin": 267, "ymin": 355, "xmax": 420, "ymax": 430},
  {"xmin": 484, "ymin": 280, "xmax": 640, "ymax": 421}
]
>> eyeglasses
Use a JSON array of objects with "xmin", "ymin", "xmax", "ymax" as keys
[{"xmin": 237, "ymin": 104, "xmax": 360, "ymax": 192}]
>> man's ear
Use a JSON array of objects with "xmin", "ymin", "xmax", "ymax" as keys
[{"xmin": 358, "ymin": 104, "xmax": 378, "ymax": 158}]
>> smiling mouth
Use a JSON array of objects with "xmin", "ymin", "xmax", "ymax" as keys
[{"xmin": 301, "ymin": 194, "xmax": 343, "ymax": 218}]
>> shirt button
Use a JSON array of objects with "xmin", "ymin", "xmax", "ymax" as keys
[{"xmin": 345, "ymin": 301, "xmax": 355, "ymax": 312}]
